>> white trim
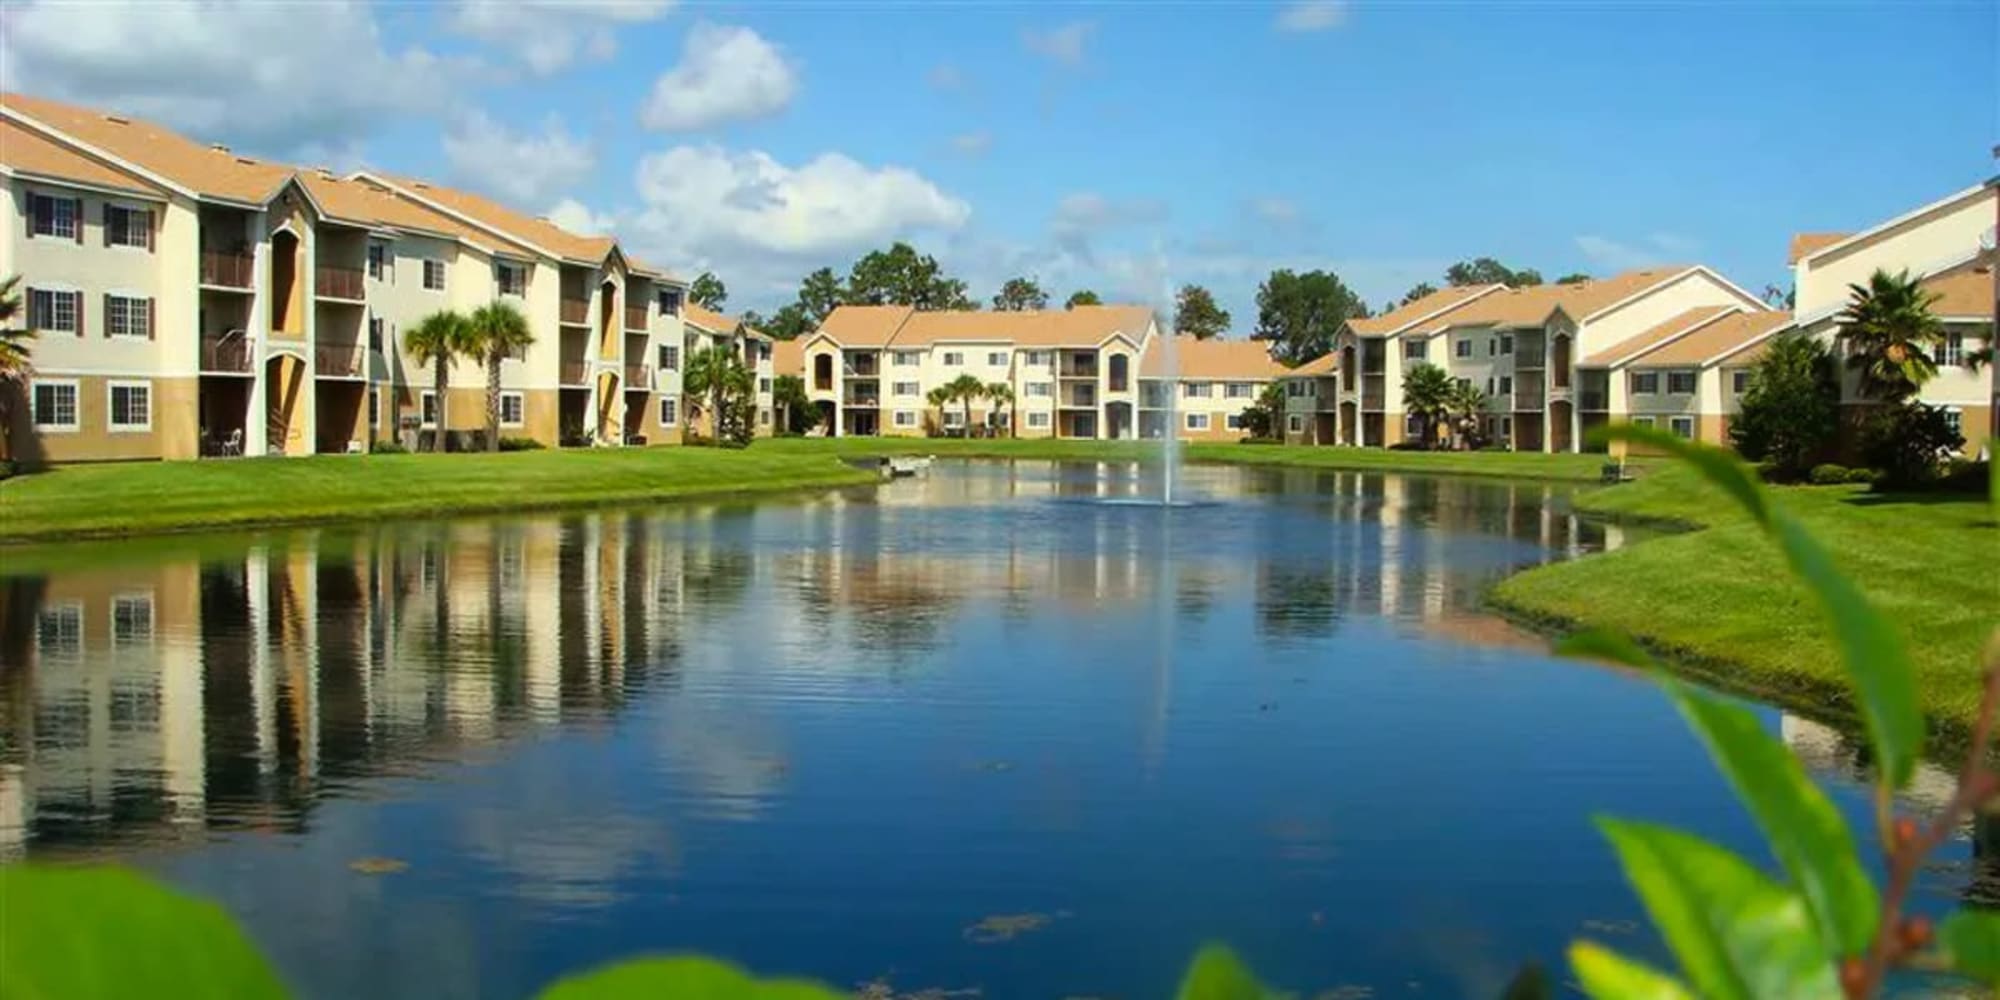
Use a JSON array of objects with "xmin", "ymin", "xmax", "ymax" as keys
[
  {"xmin": 106, "ymin": 379, "xmax": 153, "ymax": 432},
  {"xmin": 420, "ymin": 389, "xmax": 440, "ymax": 428},
  {"xmin": 1595, "ymin": 308, "xmax": 1744, "ymax": 369},
  {"xmin": 349, "ymin": 170, "xmax": 561, "ymax": 262},
  {"xmin": 110, "ymin": 591, "xmax": 156, "ymax": 648},
  {"xmin": 1796, "ymin": 184, "xmax": 1993, "ymax": 265},
  {"xmin": 103, "ymin": 291, "xmax": 153, "ymax": 338},
  {"xmin": 499, "ymin": 390, "xmax": 526, "ymax": 428},
  {"xmin": 1367, "ymin": 283, "xmax": 1508, "ymax": 338},
  {"xmin": 36, "ymin": 600, "xmax": 84, "ymax": 656},
  {"xmin": 30, "ymin": 377, "xmax": 81, "ymax": 432},
  {"xmin": 32, "ymin": 365, "xmax": 199, "ymax": 378},
  {"xmin": 1668, "ymin": 415, "xmax": 1695, "ymax": 440},
  {"xmin": 9, "ymin": 170, "xmax": 167, "ymax": 204},
  {"xmin": 1577, "ymin": 266, "xmax": 1766, "ymax": 325},
  {"xmin": 658, "ymin": 395, "xmax": 678, "ymax": 426}
]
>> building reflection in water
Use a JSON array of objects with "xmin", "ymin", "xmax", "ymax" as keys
[{"xmin": 0, "ymin": 461, "xmax": 1620, "ymax": 862}]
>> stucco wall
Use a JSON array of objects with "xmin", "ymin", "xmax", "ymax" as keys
[{"xmin": 1794, "ymin": 187, "xmax": 1997, "ymax": 317}]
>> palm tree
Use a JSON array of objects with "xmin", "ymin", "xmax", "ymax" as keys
[
  {"xmin": 1400, "ymin": 361, "xmax": 1455, "ymax": 449},
  {"xmin": 772, "ymin": 374, "xmax": 808, "ymax": 435},
  {"xmin": 1444, "ymin": 379, "xmax": 1488, "ymax": 449},
  {"xmin": 404, "ymin": 310, "xmax": 474, "ymax": 453},
  {"xmin": 944, "ymin": 373, "xmax": 986, "ymax": 437},
  {"xmin": 0, "ymin": 276, "xmax": 33, "ymax": 463},
  {"xmin": 683, "ymin": 344, "xmax": 748, "ymax": 444},
  {"xmin": 1837, "ymin": 269, "xmax": 1945, "ymax": 402},
  {"xmin": 985, "ymin": 382, "xmax": 1016, "ymax": 438},
  {"xmin": 466, "ymin": 301, "xmax": 534, "ymax": 452},
  {"xmin": 925, "ymin": 385, "xmax": 953, "ymax": 436}
]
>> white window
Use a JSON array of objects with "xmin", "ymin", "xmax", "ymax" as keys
[
  {"xmin": 1404, "ymin": 339, "xmax": 1428, "ymax": 360},
  {"xmin": 1939, "ymin": 332, "xmax": 1965, "ymax": 367},
  {"xmin": 894, "ymin": 410, "xmax": 917, "ymax": 428},
  {"xmin": 1225, "ymin": 413, "xmax": 1243, "ymax": 430},
  {"xmin": 892, "ymin": 350, "xmax": 921, "ymax": 366},
  {"xmin": 987, "ymin": 351, "xmax": 1008, "ymax": 366},
  {"xmin": 1185, "ymin": 412, "xmax": 1210, "ymax": 431},
  {"xmin": 1287, "ymin": 414, "xmax": 1304, "ymax": 433},
  {"xmin": 1731, "ymin": 370, "xmax": 1750, "ymax": 394},
  {"xmin": 1943, "ymin": 408, "xmax": 1964, "ymax": 436},
  {"xmin": 659, "ymin": 345, "xmax": 680, "ymax": 370},
  {"xmin": 1499, "ymin": 376, "xmax": 1513, "ymax": 394},
  {"xmin": 32, "ymin": 381, "xmax": 79, "ymax": 430},
  {"xmin": 659, "ymin": 397, "xmax": 678, "ymax": 426},
  {"xmin": 1225, "ymin": 382, "xmax": 1254, "ymax": 399},
  {"xmin": 421, "ymin": 390, "xmax": 440, "ymax": 427},
  {"xmin": 108, "ymin": 381, "xmax": 151, "ymax": 431},
  {"xmin": 367, "ymin": 242, "xmax": 389, "ymax": 280},
  {"xmin": 369, "ymin": 316, "xmax": 385, "ymax": 350},
  {"xmin": 1632, "ymin": 415, "xmax": 1656, "ymax": 429},
  {"xmin": 37, "ymin": 603, "xmax": 82, "ymax": 655},
  {"xmin": 1027, "ymin": 412, "xmax": 1050, "ymax": 429},
  {"xmin": 1669, "ymin": 416, "xmax": 1694, "ymax": 439},
  {"xmin": 759, "ymin": 378, "xmax": 771, "ymax": 394},
  {"xmin": 1456, "ymin": 377, "xmax": 1474, "ymax": 392},
  {"xmin": 1456, "ymin": 339, "xmax": 1473, "ymax": 358},
  {"xmin": 30, "ymin": 288, "xmax": 80, "ymax": 333},
  {"xmin": 30, "ymin": 193, "xmax": 77, "ymax": 239},
  {"xmin": 942, "ymin": 351, "xmax": 964, "ymax": 366},
  {"xmin": 106, "ymin": 204, "xmax": 152, "ymax": 249},
  {"xmin": 1487, "ymin": 338, "xmax": 1497, "ymax": 357},
  {"xmin": 760, "ymin": 409, "xmax": 771, "ymax": 426},
  {"xmin": 657, "ymin": 288, "xmax": 682, "ymax": 315},
  {"xmin": 500, "ymin": 391, "xmax": 525, "ymax": 427},
  {"xmin": 106, "ymin": 294, "xmax": 151, "ymax": 338},
  {"xmin": 496, "ymin": 261, "xmax": 527, "ymax": 297},
  {"xmin": 894, "ymin": 381, "xmax": 920, "ymax": 397},
  {"xmin": 1026, "ymin": 381, "xmax": 1053, "ymax": 397},
  {"xmin": 1666, "ymin": 371, "xmax": 1697, "ymax": 395},
  {"xmin": 1631, "ymin": 372, "xmax": 1660, "ymax": 395},
  {"xmin": 1500, "ymin": 416, "xmax": 1512, "ymax": 436},
  {"xmin": 1500, "ymin": 335, "xmax": 1514, "ymax": 355},
  {"xmin": 112, "ymin": 594, "xmax": 154, "ymax": 646},
  {"xmin": 942, "ymin": 409, "xmax": 965, "ymax": 428},
  {"xmin": 1023, "ymin": 350, "xmax": 1051, "ymax": 366},
  {"xmin": 1183, "ymin": 382, "xmax": 1212, "ymax": 398},
  {"xmin": 422, "ymin": 259, "xmax": 446, "ymax": 291}
]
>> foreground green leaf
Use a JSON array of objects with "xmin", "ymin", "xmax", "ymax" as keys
[
  {"xmin": 536, "ymin": 956, "xmax": 846, "ymax": 1000},
  {"xmin": 1667, "ymin": 686, "xmax": 1878, "ymax": 957},
  {"xmin": 1940, "ymin": 910, "xmax": 2000, "ymax": 986},
  {"xmin": 1175, "ymin": 944, "xmax": 1270, "ymax": 1000},
  {"xmin": 1595, "ymin": 424, "xmax": 1923, "ymax": 790},
  {"xmin": 1555, "ymin": 627, "xmax": 1656, "ymax": 669},
  {"xmin": 0, "ymin": 865, "xmax": 291, "ymax": 1000},
  {"xmin": 1596, "ymin": 817, "xmax": 1840, "ymax": 1000},
  {"xmin": 1569, "ymin": 941, "xmax": 1696, "ymax": 1000}
]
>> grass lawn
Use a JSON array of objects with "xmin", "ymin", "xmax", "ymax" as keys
[
  {"xmin": 0, "ymin": 446, "xmax": 877, "ymax": 543},
  {"xmin": 1491, "ymin": 464, "xmax": 1998, "ymax": 740},
  {"xmin": 758, "ymin": 436, "xmax": 1616, "ymax": 482}
]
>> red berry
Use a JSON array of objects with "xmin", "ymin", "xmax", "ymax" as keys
[
  {"xmin": 1892, "ymin": 817, "xmax": 1918, "ymax": 849},
  {"xmin": 1901, "ymin": 916, "xmax": 1934, "ymax": 950},
  {"xmin": 1839, "ymin": 957, "xmax": 1867, "ymax": 997}
]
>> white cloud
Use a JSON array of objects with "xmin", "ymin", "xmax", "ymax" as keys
[
  {"xmin": 949, "ymin": 131, "xmax": 993, "ymax": 157},
  {"xmin": 1050, "ymin": 192, "xmax": 1167, "ymax": 263},
  {"xmin": 640, "ymin": 23, "xmax": 797, "ymax": 132},
  {"xmin": 927, "ymin": 63, "xmax": 966, "ymax": 91},
  {"xmin": 1246, "ymin": 196, "xmax": 1303, "ymax": 227},
  {"xmin": 622, "ymin": 144, "xmax": 969, "ymax": 297},
  {"xmin": 0, "ymin": 0, "xmax": 472, "ymax": 154},
  {"xmin": 441, "ymin": 111, "xmax": 595, "ymax": 208},
  {"xmin": 449, "ymin": 0, "xmax": 674, "ymax": 76},
  {"xmin": 1275, "ymin": 1, "xmax": 1349, "ymax": 32},
  {"xmin": 1574, "ymin": 233, "xmax": 1701, "ymax": 271},
  {"xmin": 547, "ymin": 198, "xmax": 616, "ymax": 237},
  {"xmin": 1022, "ymin": 22, "xmax": 1094, "ymax": 66}
]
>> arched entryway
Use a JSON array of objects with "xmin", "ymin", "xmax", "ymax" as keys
[
  {"xmin": 813, "ymin": 353, "xmax": 834, "ymax": 392},
  {"xmin": 595, "ymin": 371, "xmax": 621, "ymax": 443},
  {"xmin": 269, "ymin": 229, "xmax": 303, "ymax": 338},
  {"xmin": 264, "ymin": 352, "xmax": 307, "ymax": 455},
  {"xmin": 1105, "ymin": 401, "xmax": 1133, "ymax": 440},
  {"xmin": 1339, "ymin": 401, "xmax": 1357, "ymax": 445},
  {"xmin": 1107, "ymin": 354, "xmax": 1129, "ymax": 393},
  {"xmin": 1549, "ymin": 400, "xmax": 1574, "ymax": 453},
  {"xmin": 1340, "ymin": 345, "xmax": 1357, "ymax": 393},
  {"xmin": 1550, "ymin": 334, "xmax": 1573, "ymax": 391},
  {"xmin": 598, "ymin": 280, "xmax": 619, "ymax": 357}
]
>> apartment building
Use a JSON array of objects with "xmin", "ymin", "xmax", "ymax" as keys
[
  {"xmin": 1277, "ymin": 352, "xmax": 1340, "ymax": 445},
  {"xmin": 1787, "ymin": 182, "xmax": 1997, "ymax": 453},
  {"xmin": 1577, "ymin": 307, "xmax": 1794, "ymax": 446},
  {"xmin": 1135, "ymin": 335, "xmax": 1293, "ymax": 441},
  {"xmin": 798, "ymin": 304, "xmax": 1157, "ymax": 438},
  {"xmin": 683, "ymin": 303, "xmax": 777, "ymax": 438},
  {"xmin": 1327, "ymin": 267, "xmax": 1767, "ymax": 451},
  {"xmin": 0, "ymin": 92, "xmax": 691, "ymax": 463}
]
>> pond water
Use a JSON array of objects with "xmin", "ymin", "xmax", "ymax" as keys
[{"xmin": 0, "ymin": 460, "xmax": 1985, "ymax": 999}]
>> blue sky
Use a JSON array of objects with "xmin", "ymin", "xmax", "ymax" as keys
[{"xmin": 5, "ymin": 1, "xmax": 1995, "ymax": 324}]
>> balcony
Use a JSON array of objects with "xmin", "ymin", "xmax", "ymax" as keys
[
  {"xmin": 844, "ymin": 360, "xmax": 880, "ymax": 378},
  {"xmin": 200, "ymin": 251, "xmax": 254, "ymax": 289},
  {"xmin": 1361, "ymin": 374, "xmax": 1385, "ymax": 411},
  {"xmin": 625, "ymin": 364, "xmax": 653, "ymax": 389},
  {"xmin": 316, "ymin": 341, "xmax": 364, "ymax": 378},
  {"xmin": 843, "ymin": 390, "xmax": 880, "ymax": 407},
  {"xmin": 560, "ymin": 360, "xmax": 589, "ymax": 386},
  {"xmin": 559, "ymin": 298, "xmax": 590, "ymax": 326},
  {"xmin": 1515, "ymin": 388, "xmax": 1546, "ymax": 410},
  {"xmin": 315, "ymin": 265, "xmax": 365, "ymax": 302},
  {"xmin": 1516, "ymin": 350, "xmax": 1546, "ymax": 369},
  {"xmin": 1580, "ymin": 392, "xmax": 1607, "ymax": 411},
  {"xmin": 1060, "ymin": 387, "xmax": 1098, "ymax": 408},
  {"xmin": 1058, "ymin": 355, "xmax": 1099, "ymax": 379},
  {"xmin": 625, "ymin": 305, "xmax": 649, "ymax": 332},
  {"xmin": 200, "ymin": 335, "xmax": 254, "ymax": 374}
]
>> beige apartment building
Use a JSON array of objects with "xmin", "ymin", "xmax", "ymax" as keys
[
  {"xmin": 1787, "ymin": 182, "xmax": 1997, "ymax": 454},
  {"xmin": 0, "ymin": 92, "xmax": 694, "ymax": 463},
  {"xmin": 1277, "ymin": 352, "xmax": 1340, "ymax": 445},
  {"xmin": 683, "ymin": 303, "xmax": 777, "ymax": 438},
  {"xmin": 798, "ymin": 304, "xmax": 1157, "ymax": 438},
  {"xmin": 1135, "ymin": 335, "xmax": 1293, "ymax": 441}
]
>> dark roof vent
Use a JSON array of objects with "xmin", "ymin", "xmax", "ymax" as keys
[
  {"xmin": 209, "ymin": 142, "xmax": 229, "ymax": 153},
  {"xmin": 103, "ymin": 114, "xmax": 130, "ymax": 124}
]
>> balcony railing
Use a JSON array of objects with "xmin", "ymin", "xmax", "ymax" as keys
[
  {"xmin": 1579, "ymin": 392, "xmax": 1607, "ymax": 411},
  {"xmin": 625, "ymin": 364, "xmax": 653, "ymax": 389},
  {"xmin": 1061, "ymin": 389, "xmax": 1098, "ymax": 408},
  {"xmin": 316, "ymin": 342, "xmax": 364, "ymax": 377},
  {"xmin": 200, "ymin": 251, "xmax": 254, "ymax": 288},
  {"xmin": 1516, "ymin": 350, "xmax": 1546, "ymax": 369},
  {"xmin": 559, "ymin": 298, "xmax": 589, "ymax": 325},
  {"xmin": 1361, "ymin": 388, "xmax": 1385, "ymax": 410},
  {"xmin": 200, "ymin": 335, "xmax": 254, "ymax": 373},
  {"xmin": 843, "ymin": 392, "xmax": 880, "ymax": 407},
  {"xmin": 1515, "ymin": 389, "xmax": 1546, "ymax": 410},
  {"xmin": 625, "ymin": 305, "xmax": 649, "ymax": 331},
  {"xmin": 560, "ymin": 360, "xmax": 589, "ymax": 385},
  {"xmin": 844, "ymin": 361, "xmax": 880, "ymax": 377},
  {"xmin": 315, "ymin": 265, "xmax": 365, "ymax": 301},
  {"xmin": 1058, "ymin": 359, "xmax": 1099, "ymax": 378}
]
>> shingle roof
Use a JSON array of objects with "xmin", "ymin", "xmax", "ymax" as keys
[
  {"xmin": 1437, "ymin": 267, "xmax": 1702, "ymax": 330},
  {"xmin": 772, "ymin": 337, "xmax": 804, "ymax": 377},
  {"xmin": 684, "ymin": 303, "xmax": 769, "ymax": 340},
  {"xmin": 0, "ymin": 117, "xmax": 168, "ymax": 198},
  {"xmin": 1138, "ymin": 336, "xmax": 1291, "ymax": 379},
  {"xmin": 1629, "ymin": 310, "xmax": 1793, "ymax": 368},
  {"xmin": 1284, "ymin": 352, "xmax": 1339, "ymax": 377},
  {"xmin": 811, "ymin": 304, "xmax": 1156, "ymax": 349},
  {"xmin": 364, "ymin": 171, "xmax": 620, "ymax": 266},
  {"xmin": 296, "ymin": 172, "xmax": 538, "ymax": 257},
  {"xmin": 1582, "ymin": 306, "xmax": 1738, "ymax": 367},
  {"xmin": 1922, "ymin": 255, "xmax": 1995, "ymax": 318},
  {"xmin": 1788, "ymin": 232, "xmax": 1850, "ymax": 265},
  {"xmin": 815, "ymin": 305, "xmax": 914, "ymax": 347},
  {"xmin": 2, "ymin": 91, "xmax": 293, "ymax": 203},
  {"xmin": 1349, "ymin": 284, "xmax": 1504, "ymax": 336}
]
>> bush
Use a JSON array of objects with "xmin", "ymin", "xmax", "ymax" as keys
[
  {"xmin": 1859, "ymin": 401, "xmax": 1964, "ymax": 488},
  {"xmin": 369, "ymin": 440, "xmax": 407, "ymax": 455},
  {"xmin": 0, "ymin": 459, "xmax": 14, "ymax": 480},
  {"xmin": 1808, "ymin": 463, "xmax": 1851, "ymax": 485},
  {"xmin": 1729, "ymin": 332, "xmax": 1839, "ymax": 481},
  {"xmin": 1386, "ymin": 441, "xmax": 1426, "ymax": 451},
  {"xmin": 1845, "ymin": 466, "xmax": 1880, "ymax": 485},
  {"xmin": 498, "ymin": 436, "xmax": 544, "ymax": 452},
  {"xmin": 1237, "ymin": 436, "xmax": 1283, "ymax": 445}
]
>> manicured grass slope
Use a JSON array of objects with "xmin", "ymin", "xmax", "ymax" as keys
[
  {"xmin": 0, "ymin": 447, "xmax": 876, "ymax": 542},
  {"xmin": 1491, "ymin": 464, "xmax": 1998, "ymax": 736}
]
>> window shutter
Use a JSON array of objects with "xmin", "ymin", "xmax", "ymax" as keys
[
  {"xmin": 75, "ymin": 290, "xmax": 86, "ymax": 336},
  {"xmin": 103, "ymin": 293, "xmax": 112, "ymax": 338},
  {"xmin": 147, "ymin": 297, "xmax": 156, "ymax": 340},
  {"xmin": 103, "ymin": 203, "xmax": 112, "ymax": 247},
  {"xmin": 23, "ymin": 198, "xmax": 33, "ymax": 240},
  {"xmin": 72, "ymin": 199, "xmax": 84, "ymax": 243},
  {"xmin": 145, "ymin": 209, "xmax": 156, "ymax": 251},
  {"xmin": 23, "ymin": 287, "xmax": 36, "ymax": 329}
]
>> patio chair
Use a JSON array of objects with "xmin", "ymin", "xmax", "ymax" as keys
[{"xmin": 222, "ymin": 428, "xmax": 243, "ymax": 457}]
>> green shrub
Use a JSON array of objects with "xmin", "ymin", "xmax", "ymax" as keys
[
  {"xmin": 1808, "ymin": 463, "xmax": 1851, "ymax": 485},
  {"xmin": 498, "ymin": 436, "xmax": 545, "ymax": 452},
  {"xmin": 1753, "ymin": 458, "xmax": 1786, "ymax": 482},
  {"xmin": 0, "ymin": 459, "xmax": 15, "ymax": 480},
  {"xmin": 1860, "ymin": 401, "xmax": 1964, "ymax": 488},
  {"xmin": 369, "ymin": 440, "xmax": 407, "ymax": 455},
  {"xmin": 1844, "ymin": 466, "xmax": 1880, "ymax": 485},
  {"xmin": 1728, "ymin": 332, "xmax": 1840, "ymax": 481}
]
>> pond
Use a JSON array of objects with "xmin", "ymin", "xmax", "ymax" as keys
[{"xmin": 0, "ymin": 460, "xmax": 1984, "ymax": 998}]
